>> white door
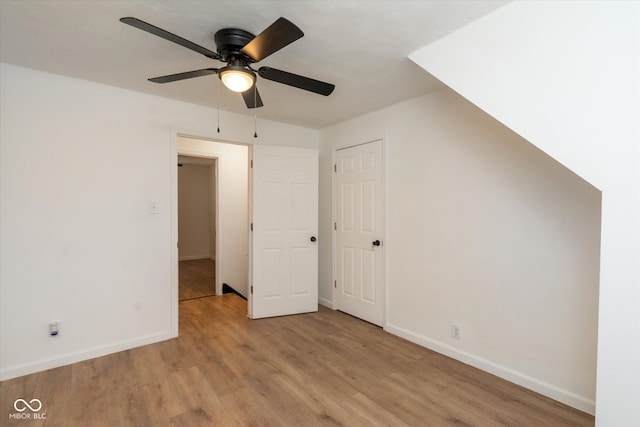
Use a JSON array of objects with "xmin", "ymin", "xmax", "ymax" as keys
[
  {"xmin": 251, "ymin": 145, "xmax": 318, "ymax": 319},
  {"xmin": 335, "ymin": 140, "xmax": 384, "ymax": 326}
]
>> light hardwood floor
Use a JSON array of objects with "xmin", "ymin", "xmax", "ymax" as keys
[
  {"xmin": 0, "ymin": 295, "xmax": 594, "ymax": 426},
  {"xmin": 179, "ymin": 258, "xmax": 216, "ymax": 301}
]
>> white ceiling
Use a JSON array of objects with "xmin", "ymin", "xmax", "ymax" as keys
[{"xmin": 0, "ymin": 0, "xmax": 508, "ymax": 129}]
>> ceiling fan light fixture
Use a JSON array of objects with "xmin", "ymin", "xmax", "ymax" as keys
[
  {"xmin": 219, "ymin": 65, "xmax": 255, "ymax": 93},
  {"xmin": 123, "ymin": 16, "xmax": 335, "ymax": 109}
]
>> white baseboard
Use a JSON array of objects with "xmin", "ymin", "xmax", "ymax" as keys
[
  {"xmin": 318, "ymin": 297, "xmax": 333, "ymax": 308},
  {"xmin": 178, "ymin": 254, "xmax": 214, "ymax": 261},
  {"xmin": 384, "ymin": 322, "xmax": 595, "ymax": 416},
  {"xmin": 0, "ymin": 330, "xmax": 174, "ymax": 381}
]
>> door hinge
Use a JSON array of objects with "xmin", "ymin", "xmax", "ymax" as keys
[
  {"xmin": 250, "ymin": 223, "xmax": 253, "ymax": 231},
  {"xmin": 334, "ymin": 280, "xmax": 337, "ymax": 288},
  {"xmin": 334, "ymin": 222, "xmax": 337, "ymax": 231},
  {"xmin": 334, "ymin": 164, "xmax": 337, "ymax": 172},
  {"xmin": 251, "ymin": 285, "xmax": 253, "ymax": 294},
  {"xmin": 251, "ymin": 160, "xmax": 253, "ymax": 168}
]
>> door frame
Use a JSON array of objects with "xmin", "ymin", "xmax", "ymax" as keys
[
  {"xmin": 331, "ymin": 138, "xmax": 387, "ymax": 326},
  {"xmin": 169, "ymin": 129, "xmax": 322, "ymax": 333},
  {"xmin": 176, "ymin": 152, "xmax": 220, "ymax": 292},
  {"xmin": 170, "ymin": 129, "xmax": 250, "ymax": 337}
]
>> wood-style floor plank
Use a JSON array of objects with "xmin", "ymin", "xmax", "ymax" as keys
[
  {"xmin": 179, "ymin": 258, "xmax": 216, "ymax": 301},
  {"xmin": 0, "ymin": 294, "xmax": 594, "ymax": 426}
]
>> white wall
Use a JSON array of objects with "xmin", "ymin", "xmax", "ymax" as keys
[
  {"xmin": 408, "ymin": 1, "xmax": 639, "ymax": 424},
  {"xmin": 0, "ymin": 63, "xmax": 318, "ymax": 380},
  {"xmin": 177, "ymin": 137, "xmax": 249, "ymax": 297},
  {"xmin": 320, "ymin": 88, "xmax": 601, "ymax": 413},
  {"xmin": 178, "ymin": 163, "xmax": 214, "ymax": 260}
]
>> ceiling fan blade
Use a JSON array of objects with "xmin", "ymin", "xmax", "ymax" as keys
[
  {"xmin": 120, "ymin": 17, "xmax": 221, "ymax": 60},
  {"xmin": 148, "ymin": 68, "xmax": 218, "ymax": 83},
  {"xmin": 241, "ymin": 87, "xmax": 264, "ymax": 109},
  {"xmin": 258, "ymin": 67, "xmax": 335, "ymax": 96},
  {"xmin": 241, "ymin": 17, "xmax": 303, "ymax": 62}
]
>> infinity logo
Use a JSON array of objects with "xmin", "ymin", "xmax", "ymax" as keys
[{"xmin": 13, "ymin": 398, "xmax": 42, "ymax": 412}]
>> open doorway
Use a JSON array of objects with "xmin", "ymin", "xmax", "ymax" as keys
[
  {"xmin": 172, "ymin": 134, "xmax": 319, "ymax": 327},
  {"xmin": 178, "ymin": 155, "xmax": 217, "ymax": 301},
  {"xmin": 174, "ymin": 135, "xmax": 250, "ymax": 308}
]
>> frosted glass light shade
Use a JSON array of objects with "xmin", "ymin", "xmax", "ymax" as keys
[{"xmin": 219, "ymin": 67, "xmax": 255, "ymax": 92}]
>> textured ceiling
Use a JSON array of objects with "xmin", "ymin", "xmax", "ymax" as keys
[{"xmin": 0, "ymin": 0, "xmax": 509, "ymax": 129}]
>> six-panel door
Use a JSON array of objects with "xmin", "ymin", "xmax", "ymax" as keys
[
  {"xmin": 335, "ymin": 140, "xmax": 384, "ymax": 326},
  {"xmin": 251, "ymin": 145, "xmax": 318, "ymax": 319}
]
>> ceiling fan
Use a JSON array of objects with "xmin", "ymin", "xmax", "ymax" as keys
[{"xmin": 120, "ymin": 16, "xmax": 335, "ymax": 109}]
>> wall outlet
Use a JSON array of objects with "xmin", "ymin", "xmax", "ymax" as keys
[{"xmin": 451, "ymin": 324, "xmax": 461, "ymax": 340}]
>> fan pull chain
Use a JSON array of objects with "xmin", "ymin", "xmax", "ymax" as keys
[
  {"xmin": 253, "ymin": 84, "xmax": 258, "ymax": 138},
  {"xmin": 217, "ymin": 77, "xmax": 221, "ymax": 133}
]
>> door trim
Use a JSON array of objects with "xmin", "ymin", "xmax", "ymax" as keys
[
  {"xmin": 331, "ymin": 138, "xmax": 386, "ymax": 327},
  {"xmin": 176, "ymin": 150, "xmax": 221, "ymax": 295}
]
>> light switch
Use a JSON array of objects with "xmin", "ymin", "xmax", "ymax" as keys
[{"xmin": 149, "ymin": 201, "xmax": 160, "ymax": 214}]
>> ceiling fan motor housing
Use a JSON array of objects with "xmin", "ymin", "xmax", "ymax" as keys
[{"xmin": 214, "ymin": 28, "xmax": 255, "ymax": 63}]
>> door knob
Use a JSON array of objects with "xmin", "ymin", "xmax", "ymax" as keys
[
  {"xmin": 372, "ymin": 240, "xmax": 381, "ymax": 247},
  {"xmin": 310, "ymin": 236, "xmax": 317, "ymax": 242}
]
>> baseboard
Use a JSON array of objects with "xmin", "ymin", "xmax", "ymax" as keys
[
  {"xmin": 318, "ymin": 297, "xmax": 333, "ymax": 308},
  {"xmin": 0, "ymin": 330, "xmax": 174, "ymax": 381},
  {"xmin": 384, "ymin": 322, "xmax": 595, "ymax": 416},
  {"xmin": 178, "ymin": 254, "xmax": 213, "ymax": 261}
]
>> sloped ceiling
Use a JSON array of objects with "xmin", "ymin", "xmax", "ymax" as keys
[{"xmin": 0, "ymin": 0, "xmax": 508, "ymax": 129}]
